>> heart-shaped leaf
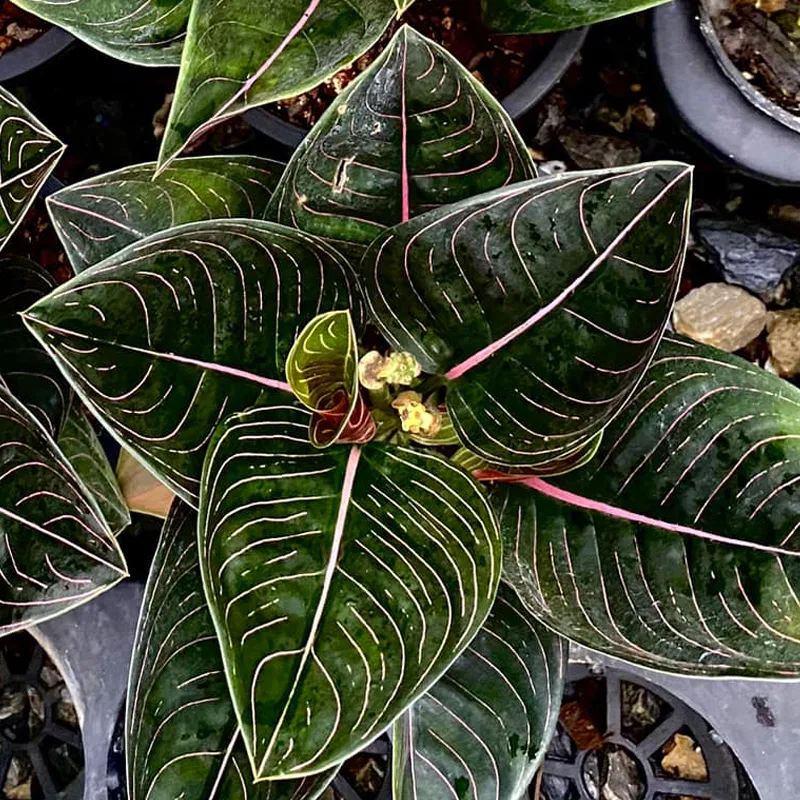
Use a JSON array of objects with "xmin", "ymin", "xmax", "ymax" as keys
[
  {"xmin": 22, "ymin": 219, "xmax": 363, "ymax": 505},
  {"xmin": 269, "ymin": 26, "xmax": 535, "ymax": 261},
  {"xmin": 0, "ymin": 88, "xmax": 64, "ymax": 254},
  {"xmin": 393, "ymin": 583, "xmax": 565, "ymax": 800},
  {"xmin": 496, "ymin": 334, "xmax": 800, "ymax": 677},
  {"xmin": 481, "ymin": 0, "xmax": 671, "ymax": 33},
  {"xmin": 159, "ymin": 1, "xmax": 401, "ymax": 167},
  {"xmin": 287, "ymin": 311, "xmax": 375, "ymax": 446},
  {"xmin": 363, "ymin": 163, "xmax": 692, "ymax": 469},
  {"xmin": 58, "ymin": 406, "xmax": 130, "ymax": 535},
  {"xmin": 0, "ymin": 382, "xmax": 126, "ymax": 632},
  {"xmin": 199, "ymin": 403, "xmax": 500, "ymax": 779},
  {"xmin": 0, "ymin": 257, "xmax": 71, "ymax": 437},
  {"xmin": 128, "ymin": 500, "xmax": 335, "ymax": 800},
  {"xmin": 12, "ymin": 0, "xmax": 189, "ymax": 65},
  {"xmin": 47, "ymin": 156, "xmax": 285, "ymax": 273}
]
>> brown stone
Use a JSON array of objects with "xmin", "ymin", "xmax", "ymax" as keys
[
  {"xmin": 672, "ymin": 283, "xmax": 767, "ymax": 352},
  {"xmin": 767, "ymin": 308, "xmax": 800, "ymax": 377}
]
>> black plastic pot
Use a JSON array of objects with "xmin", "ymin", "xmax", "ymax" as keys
[
  {"xmin": 244, "ymin": 27, "xmax": 588, "ymax": 149},
  {"xmin": 652, "ymin": 0, "xmax": 800, "ymax": 185},
  {"xmin": 0, "ymin": 27, "xmax": 74, "ymax": 83}
]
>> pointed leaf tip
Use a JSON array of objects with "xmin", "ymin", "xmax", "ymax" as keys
[{"xmin": 364, "ymin": 162, "xmax": 692, "ymax": 469}]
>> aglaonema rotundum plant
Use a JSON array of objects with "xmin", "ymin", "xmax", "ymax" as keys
[{"xmin": 12, "ymin": 23, "xmax": 800, "ymax": 800}]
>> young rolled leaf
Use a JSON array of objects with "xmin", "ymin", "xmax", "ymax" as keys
[
  {"xmin": 496, "ymin": 334, "xmax": 800, "ymax": 677},
  {"xmin": 199, "ymin": 403, "xmax": 501, "ymax": 780},
  {"xmin": 363, "ymin": 163, "xmax": 692, "ymax": 469},
  {"xmin": 11, "ymin": 0, "xmax": 189, "ymax": 65},
  {"xmin": 0, "ymin": 383, "xmax": 127, "ymax": 633},
  {"xmin": 159, "ymin": 1, "xmax": 401, "ymax": 167},
  {"xmin": 0, "ymin": 258, "xmax": 71, "ymax": 437},
  {"xmin": 128, "ymin": 501, "xmax": 335, "ymax": 800},
  {"xmin": 269, "ymin": 26, "xmax": 535, "ymax": 260},
  {"xmin": 287, "ymin": 311, "xmax": 375, "ymax": 446},
  {"xmin": 0, "ymin": 88, "xmax": 64, "ymax": 254},
  {"xmin": 393, "ymin": 583, "xmax": 565, "ymax": 800},
  {"xmin": 22, "ymin": 219, "xmax": 363, "ymax": 505},
  {"xmin": 58, "ymin": 406, "xmax": 130, "ymax": 535},
  {"xmin": 47, "ymin": 156, "xmax": 284, "ymax": 273},
  {"xmin": 482, "ymin": 0, "xmax": 671, "ymax": 33}
]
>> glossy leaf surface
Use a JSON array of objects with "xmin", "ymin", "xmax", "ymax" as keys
[
  {"xmin": 23, "ymin": 220, "xmax": 362, "ymax": 505},
  {"xmin": 0, "ymin": 383, "xmax": 126, "ymax": 633},
  {"xmin": 482, "ymin": 0, "xmax": 671, "ymax": 33},
  {"xmin": 12, "ymin": 0, "xmax": 188, "ymax": 65},
  {"xmin": 128, "ymin": 501, "xmax": 334, "ymax": 800},
  {"xmin": 58, "ymin": 406, "xmax": 130, "ymax": 535},
  {"xmin": 497, "ymin": 335, "xmax": 800, "ymax": 677},
  {"xmin": 270, "ymin": 27, "xmax": 535, "ymax": 260},
  {"xmin": 287, "ymin": 311, "xmax": 375, "ymax": 446},
  {"xmin": 159, "ymin": 0, "xmax": 399, "ymax": 167},
  {"xmin": 363, "ymin": 163, "xmax": 692, "ymax": 468},
  {"xmin": 393, "ymin": 583, "xmax": 565, "ymax": 800},
  {"xmin": 0, "ymin": 258, "xmax": 71, "ymax": 437},
  {"xmin": 0, "ymin": 87, "xmax": 64, "ymax": 253},
  {"xmin": 199, "ymin": 403, "xmax": 500, "ymax": 779},
  {"xmin": 47, "ymin": 156, "xmax": 284, "ymax": 273}
]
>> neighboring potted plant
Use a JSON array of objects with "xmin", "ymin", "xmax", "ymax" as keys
[
  {"xmin": 653, "ymin": 0, "xmax": 800, "ymax": 184},
  {"xmin": 10, "ymin": 0, "xmax": 672, "ymax": 167}
]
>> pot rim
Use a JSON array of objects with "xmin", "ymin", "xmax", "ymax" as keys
[
  {"xmin": 653, "ymin": 0, "xmax": 800, "ymax": 185},
  {"xmin": 244, "ymin": 27, "xmax": 588, "ymax": 149},
  {"xmin": 695, "ymin": 0, "xmax": 800, "ymax": 136},
  {"xmin": 0, "ymin": 26, "xmax": 74, "ymax": 83}
]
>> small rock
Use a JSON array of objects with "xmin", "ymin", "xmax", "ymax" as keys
[
  {"xmin": 695, "ymin": 217, "xmax": 800, "ymax": 304},
  {"xmin": 767, "ymin": 309, "xmax": 800, "ymax": 378},
  {"xmin": 558, "ymin": 127, "xmax": 641, "ymax": 170},
  {"xmin": 673, "ymin": 283, "xmax": 767, "ymax": 352},
  {"xmin": 661, "ymin": 733, "xmax": 708, "ymax": 782}
]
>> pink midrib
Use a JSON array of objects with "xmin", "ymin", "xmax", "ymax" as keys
[
  {"xmin": 444, "ymin": 168, "xmax": 691, "ymax": 382},
  {"xmin": 524, "ymin": 476, "xmax": 798, "ymax": 558},
  {"xmin": 400, "ymin": 31, "xmax": 410, "ymax": 223},
  {"xmin": 25, "ymin": 316, "xmax": 293, "ymax": 394}
]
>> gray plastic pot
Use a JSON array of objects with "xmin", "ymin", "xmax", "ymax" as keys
[
  {"xmin": 652, "ymin": 0, "xmax": 800, "ymax": 185},
  {"xmin": 32, "ymin": 581, "xmax": 142, "ymax": 800},
  {"xmin": 565, "ymin": 646, "xmax": 794, "ymax": 799},
  {"xmin": 0, "ymin": 27, "xmax": 74, "ymax": 83},
  {"xmin": 244, "ymin": 27, "xmax": 588, "ymax": 149}
]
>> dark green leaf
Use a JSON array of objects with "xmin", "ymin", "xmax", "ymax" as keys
[
  {"xmin": 58, "ymin": 406, "xmax": 130, "ymax": 535},
  {"xmin": 128, "ymin": 501, "xmax": 335, "ymax": 800},
  {"xmin": 159, "ymin": 0, "xmax": 400, "ymax": 166},
  {"xmin": 363, "ymin": 163, "xmax": 692, "ymax": 469},
  {"xmin": 22, "ymin": 219, "xmax": 363, "ymax": 505},
  {"xmin": 393, "ymin": 583, "xmax": 565, "ymax": 800},
  {"xmin": 287, "ymin": 310, "xmax": 375, "ymax": 445},
  {"xmin": 0, "ymin": 87, "xmax": 64, "ymax": 253},
  {"xmin": 199, "ymin": 403, "xmax": 501, "ymax": 779},
  {"xmin": 269, "ymin": 26, "xmax": 535, "ymax": 261},
  {"xmin": 47, "ymin": 156, "xmax": 284, "ymax": 273},
  {"xmin": 12, "ymin": 0, "xmax": 189, "ymax": 65},
  {"xmin": 0, "ymin": 382, "xmax": 126, "ymax": 632},
  {"xmin": 0, "ymin": 257, "xmax": 71, "ymax": 437},
  {"xmin": 496, "ymin": 334, "xmax": 800, "ymax": 677},
  {"xmin": 481, "ymin": 0, "xmax": 671, "ymax": 33}
]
